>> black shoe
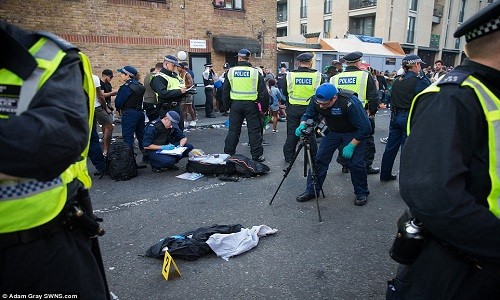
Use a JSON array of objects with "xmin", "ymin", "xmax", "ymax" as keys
[
  {"xmin": 94, "ymin": 170, "xmax": 106, "ymax": 176},
  {"xmin": 354, "ymin": 195, "xmax": 368, "ymax": 206},
  {"xmin": 206, "ymin": 114, "xmax": 216, "ymax": 118},
  {"xmin": 342, "ymin": 165, "xmax": 349, "ymax": 173},
  {"xmin": 380, "ymin": 175, "xmax": 397, "ymax": 182},
  {"xmin": 285, "ymin": 158, "xmax": 292, "ymax": 163},
  {"xmin": 367, "ymin": 166, "xmax": 380, "ymax": 174},
  {"xmin": 296, "ymin": 192, "xmax": 316, "ymax": 202},
  {"xmin": 253, "ymin": 155, "xmax": 265, "ymax": 162}
]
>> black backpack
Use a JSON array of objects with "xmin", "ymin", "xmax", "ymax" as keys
[
  {"xmin": 227, "ymin": 154, "xmax": 270, "ymax": 178},
  {"xmin": 107, "ymin": 142, "xmax": 138, "ymax": 181}
]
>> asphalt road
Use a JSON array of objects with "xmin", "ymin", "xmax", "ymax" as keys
[{"xmin": 88, "ymin": 108, "xmax": 406, "ymax": 300}]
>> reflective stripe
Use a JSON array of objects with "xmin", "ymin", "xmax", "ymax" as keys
[
  {"xmin": 17, "ymin": 38, "xmax": 64, "ymax": 116},
  {"xmin": 0, "ymin": 178, "xmax": 63, "ymax": 201},
  {"xmin": 0, "ymin": 37, "xmax": 94, "ymax": 233},
  {"xmin": 286, "ymin": 71, "xmax": 322, "ymax": 105},
  {"xmin": 408, "ymin": 75, "xmax": 500, "ymax": 218},
  {"xmin": 331, "ymin": 71, "xmax": 369, "ymax": 105},
  {"xmin": 153, "ymin": 72, "xmax": 182, "ymax": 101},
  {"xmin": 228, "ymin": 67, "xmax": 259, "ymax": 100},
  {"xmin": 462, "ymin": 77, "xmax": 500, "ymax": 218}
]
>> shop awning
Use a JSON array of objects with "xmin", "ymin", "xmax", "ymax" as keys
[{"xmin": 213, "ymin": 36, "xmax": 261, "ymax": 53}]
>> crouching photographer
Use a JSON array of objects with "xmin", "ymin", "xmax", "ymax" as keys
[{"xmin": 295, "ymin": 83, "xmax": 372, "ymax": 206}]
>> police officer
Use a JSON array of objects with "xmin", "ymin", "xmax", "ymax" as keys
[
  {"xmin": 143, "ymin": 111, "xmax": 194, "ymax": 173},
  {"xmin": 282, "ymin": 52, "xmax": 322, "ymax": 163},
  {"xmin": 379, "ymin": 54, "xmax": 430, "ymax": 182},
  {"xmin": 386, "ymin": 2, "xmax": 500, "ymax": 298},
  {"xmin": 203, "ymin": 63, "xmax": 217, "ymax": 118},
  {"xmin": 296, "ymin": 83, "xmax": 372, "ymax": 206},
  {"xmin": 223, "ymin": 48, "xmax": 269, "ymax": 162},
  {"xmin": 150, "ymin": 54, "xmax": 187, "ymax": 131},
  {"xmin": 0, "ymin": 21, "xmax": 108, "ymax": 297},
  {"xmin": 331, "ymin": 51, "xmax": 381, "ymax": 174},
  {"xmin": 143, "ymin": 62, "xmax": 163, "ymax": 122},
  {"xmin": 115, "ymin": 65, "xmax": 146, "ymax": 159}
]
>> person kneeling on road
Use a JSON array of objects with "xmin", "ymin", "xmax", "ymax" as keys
[
  {"xmin": 143, "ymin": 111, "xmax": 194, "ymax": 173},
  {"xmin": 295, "ymin": 83, "xmax": 372, "ymax": 206}
]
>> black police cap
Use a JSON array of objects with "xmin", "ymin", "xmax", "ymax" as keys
[
  {"xmin": 454, "ymin": 1, "xmax": 500, "ymax": 43},
  {"xmin": 343, "ymin": 51, "xmax": 363, "ymax": 63},
  {"xmin": 296, "ymin": 52, "xmax": 313, "ymax": 61}
]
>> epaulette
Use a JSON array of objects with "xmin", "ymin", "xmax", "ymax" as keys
[
  {"xmin": 437, "ymin": 69, "xmax": 472, "ymax": 86},
  {"xmin": 35, "ymin": 31, "xmax": 78, "ymax": 52}
]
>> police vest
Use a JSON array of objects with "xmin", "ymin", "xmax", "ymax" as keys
[
  {"xmin": 331, "ymin": 70, "xmax": 369, "ymax": 105},
  {"xmin": 154, "ymin": 72, "xmax": 182, "ymax": 100},
  {"xmin": 227, "ymin": 66, "xmax": 259, "ymax": 101},
  {"xmin": 0, "ymin": 36, "xmax": 95, "ymax": 233},
  {"xmin": 318, "ymin": 93, "xmax": 356, "ymax": 133},
  {"xmin": 286, "ymin": 71, "xmax": 322, "ymax": 105},
  {"xmin": 408, "ymin": 73, "xmax": 500, "ymax": 218},
  {"xmin": 122, "ymin": 80, "xmax": 146, "ymax": 110},
  {"xmin": 151, "ymin": 120, "xmax": 172, "ymax": 145}
]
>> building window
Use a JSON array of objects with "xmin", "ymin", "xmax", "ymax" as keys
[
  {"xmin": 459, "ymin": 0, "xmax": 466, "ymax": 22},
  {"xmin": 409, "ymin": 0, "xmax": 418, "ymax": 11},
  {"xmin": 324, "ymin": 0, "xmax": 332, "ymax": 14},
  {"xmin": 300, "ymin": 0, "xmax": 307, "ymax": 18},
  {"xmin": 406, "ymin": 16, "xmax": 416, "ymax": 43},
  {"xmin": 455, "ymin": 38, "xmax": 461, "ymax": 49},
  {"xmin": 277, "ymin": 2, "xmax": 287, "ymax": 22},
  {"xmin": 324, "ymin": 19, "xmax": 331, "ymax": 38},
  {"xmin": 213, "ymin": 0, "xmax": 243, "ymax": 10},
  {"xmin": 349, "ymin": 16, "xmax": 375, "ymax": 36},
  {"xmin": 139, "ymin": 0, "xmax": 166, "ymax": 2},
  {"xmin": 300, "ymin": 23, "xmax": 307, "ymax": 35},
  {"xmin": 277, "ymin": 27, "xmax": 287, "ymax": 37}
]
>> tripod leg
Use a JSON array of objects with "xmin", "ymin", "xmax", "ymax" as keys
[
  {"xmin": 269, "ymin": 142, "xmax": 304, "ymax": 205},
  {"xmin": 304, "ymin": 141, "xmax": 323, "ymax": 222}
]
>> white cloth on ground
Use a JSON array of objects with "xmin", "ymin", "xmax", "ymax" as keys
[{"xmin": 206, "ymin": 225, "xmax": 278, "ymax": 261}]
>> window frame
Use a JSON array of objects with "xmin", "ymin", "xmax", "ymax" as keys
[
  {"xmin": 213, "ymin": 0, "xmax": 244, "ymax": 10},
  {"xmin": 406, "ymin": 16, "xmax": 416, "ymax": 43}
]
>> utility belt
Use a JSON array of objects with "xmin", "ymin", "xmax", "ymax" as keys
[
  {"xmin": 122, "ymin": 107, "xmax": 143, "ymax": 111},
  {"xmin": 0, "ymin": 188, "xmax": 104, "ymax": 250},
  {"xmin": 161, "ymin": 101, "xmax": 179, "ymax": 109},
  {"xmin": 391, "ymin": 107, "xmax": 410, "ymax": 115}
]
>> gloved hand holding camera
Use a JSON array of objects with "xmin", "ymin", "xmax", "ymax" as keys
[
  {"xmin": 295, "ymin": 123, "xmax": 306, "ymax": 137},
  {"xmin": 161, "ymin": 144, "xmax": 175, "ymax": 150}
]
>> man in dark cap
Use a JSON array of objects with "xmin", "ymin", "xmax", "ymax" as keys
[
  {"xmin": 223, "ymin": 48, "xmax": 269, "ymax": 162},
  {"xmin": 386, "ymin": 2, "xmax": 500, "ymax": 298},
  {"xmin": 150, "ymin": 54, "xmax": 187, "ymax": 131},
  {"xmin": 202, "ymin": 63, "xmax": 218, "ymax": 118},
  {"xmin": 143, "ymin": 110, "xmax": 194, "ymax": 173},
  {"xmin": 330, "ymin": 51, "xmax": 381, "ymax": 175},
  {"xmin": 379, "ymin": 53, "xmax": 430, "ymax": 182},
  {"xmin": 282, "ymin": 52, "xmax": 323, "ymax": 163},
  {"xmin": 295, "ymin": 83, "xmax": 371, "ymax": 205}
]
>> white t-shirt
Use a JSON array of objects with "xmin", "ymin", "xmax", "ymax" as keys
[{"xmin": 93, "ymin": 74, "xmax": 101, "ymax": 108}]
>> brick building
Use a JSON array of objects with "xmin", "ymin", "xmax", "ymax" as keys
[{"xmin": 1, "ymin": 0, "xmax": 277, "ymax": 106}]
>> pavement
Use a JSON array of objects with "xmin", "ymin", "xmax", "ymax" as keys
[{"xmin": 89, "ymin": 108, "xmax": 402, "ymax": 300}]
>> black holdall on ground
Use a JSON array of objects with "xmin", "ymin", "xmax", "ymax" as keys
[
  {"xmin": 107, "ymin": 141, "xmax": 138, "ymax": 181},
  {"xmin": 227, "ymin": 154, "xmax": 270, "ymax": 178},
  {"xmin": 186, "ymin": 154, "xmax": 235, "ymax": 175}
]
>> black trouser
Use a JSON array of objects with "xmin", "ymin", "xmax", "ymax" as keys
[
  {"xmin": 337, "ymin": 115, "xmax": 375, "ymax": 168},
  {"xmin": 283, "ymin": 104, "xmax": 317, "ymax": 161},
  {"xmin": 143, "ymin": 102, "xmax": 160, "ymax": 122},
  {"xmin": 204, "ymin": 87, "xmax": 214, "ymax": 116},
  {"xmin": 159, "ymin": 103, "xmax": 184, "ymax": 131},
  {"xmin": 224, "ymin": 101, "xmax": 263, "ymax": 159}
]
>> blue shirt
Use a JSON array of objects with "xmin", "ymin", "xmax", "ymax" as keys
[
  {"xmin": 143, "ymin": 119, "xmax": 186, "ymax": 147},
  {"xmin": 301, "ymin": 94, "xmax": 371, "ymax": 141}
]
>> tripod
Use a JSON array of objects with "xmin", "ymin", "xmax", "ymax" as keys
[{"xmin": 269, "ymin": 134, "xmax": 324, "ymax": 222}]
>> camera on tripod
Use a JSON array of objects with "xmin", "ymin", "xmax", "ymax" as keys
[
  {"xmin": 301, "ymin": 119, "xmax": 330, "ymax": 137},
  {"xmin": 300, "ymin": 119, "xmax": 317, "ymax": 136}
]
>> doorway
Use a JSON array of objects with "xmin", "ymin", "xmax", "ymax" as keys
[{"xmin": 189, "ymin": 53, "xmax": 211, "ymax": 108}]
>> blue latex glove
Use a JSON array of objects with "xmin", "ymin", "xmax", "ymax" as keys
[
  {"xmin": 342, "ymin": 143, "xmax": 356, "ymax": 159},
  {"xmin": 295, "ymin": 123, "xmax": 306, "ymax": 137},
  {"xmin": 161, "ymin": 144, "xmax": 175, "ymax": 150}
]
